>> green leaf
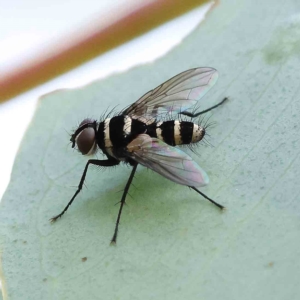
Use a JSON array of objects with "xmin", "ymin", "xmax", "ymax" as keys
[{"xmin": 1, "ymin": 0, "xmax": 300, "ymax": 299}]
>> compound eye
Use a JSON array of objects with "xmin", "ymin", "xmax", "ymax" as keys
[
  {"xmin": 76, "ymin": 127, "xmax": 96, "ymax": 155},
  {"xmin": 75, "ymin": 119, "xmax": 97, "ymax": 155}
]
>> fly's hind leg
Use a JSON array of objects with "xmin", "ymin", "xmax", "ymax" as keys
[
  {"xmin": 180, "ymin": 97, "xmax": 228, "ymax": 118},
  {"xmin": 190, "ymin": 186, "xmax": 225, "ymax": 210}
]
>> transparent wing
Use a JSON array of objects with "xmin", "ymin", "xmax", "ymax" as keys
[
  {"xmin": 122, "ymin": 67, "xmax": 218, "ymax": 117},
  {"xmin": 126, "ymin": 134, "xmax": 209, "ymax": 187}
]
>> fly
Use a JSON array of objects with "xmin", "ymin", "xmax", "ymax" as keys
[{"xmin": 50, "ymin": 67, "xmax": 228, "ymax": 244}]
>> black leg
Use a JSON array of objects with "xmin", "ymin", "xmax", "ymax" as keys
[
  {"xmin": 190, "ymin": 187, "xmax": 225, "ymax": 210},
  {"xmin": 180, "ymin": 97, "xmax": 228, "ymax": 118},
  {"xmin": 111, "ymin": 163, "xmax": 138, "ymax": 245},
  {"xmin": 50, "ymin": 159, "xmax": 119, "ymax": 222}
]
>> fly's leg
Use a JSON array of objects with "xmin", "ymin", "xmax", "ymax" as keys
[
  {"xmin": 50, "ymin": 159, "xmax": 119, "ymax": 222},
  {"xmin": 190, "ymin": 187, "xmax": 225, "ymax": 210},
  {"xmin": 110, "ymin": 163, "xmax": 138, "ymax": 245},
  {"xmin": 180, "ymin": 97, "xmax": 228, "ymax": 118}
]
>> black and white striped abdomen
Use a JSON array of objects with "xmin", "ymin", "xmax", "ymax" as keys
[
  {"xmin": 97, "ymin": 115, "xmax": 205, "ymax": 154},
  {"xmin": 147, "ymin": 120, "xmax": 205, "ymax": 146}
]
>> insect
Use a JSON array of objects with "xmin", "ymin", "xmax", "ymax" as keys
[{"xmin": 50, "ymin": 67, "xmax": 227, "ymax": 244}]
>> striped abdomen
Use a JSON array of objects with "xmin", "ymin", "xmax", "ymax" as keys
[
  {"xmin": 96, "ymin": 116, "xmax": 205, "ymax": 154},
  {"xmin": 147, "ymin": 120, "xmax": 205, "ymax": 146}
]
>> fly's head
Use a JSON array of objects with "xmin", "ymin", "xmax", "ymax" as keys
[{"xmin": 70, "ymin": 118, "xmax": 98, "ymax": 155}]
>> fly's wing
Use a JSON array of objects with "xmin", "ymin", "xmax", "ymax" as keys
[
  {"xmin": 126, "ymin": 134, "xmax": 209, "ymax": 187},
  {"xmin": 122, "ymin": 67, "xmax": 218, "ymax": 117}
]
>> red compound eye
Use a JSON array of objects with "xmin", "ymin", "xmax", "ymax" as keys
[{"xmin": 76, "ymin": 127, "xmax": 96, "ymax": 155}]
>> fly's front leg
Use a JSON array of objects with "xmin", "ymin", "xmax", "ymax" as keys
[
  {"xmin": 180, "ymin": 97, "xmax": 228, "ymax": 118},
  {"xmin": 50, "ymin": 159, "xmax": 119, "ymax": 222}
]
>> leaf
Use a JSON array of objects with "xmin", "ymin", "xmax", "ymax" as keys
[{"xmin": 1, "ymin": 0, "xmax": 300, "ymax": 299}]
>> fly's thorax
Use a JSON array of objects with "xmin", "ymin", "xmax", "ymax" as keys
[
  {"xmin": 97, "ymin": 115, "xmax": 147, "ymax": 155},
  {"xmin": 104, "ymin": 118, "xmax": 113, "ymax": 147},
  {"xmin": 102, "ymin": 116, "xmax": 131, "ymax": 149},
  {"xmin": 131, "ymin": 114, "xmax": 156, "ymax": 125}
]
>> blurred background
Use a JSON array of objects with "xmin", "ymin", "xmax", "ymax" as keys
[{"xmin": 0, "ymin": 0, "xmax": 212, "ymax": 200}]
